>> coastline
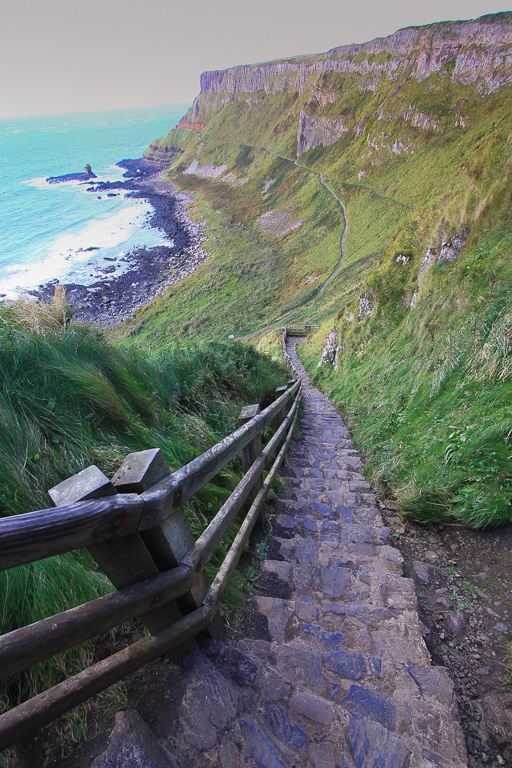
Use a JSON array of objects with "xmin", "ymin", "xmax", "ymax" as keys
[{"xmin": 38, "ymin": 163, "xmax": 210, "ymax": 327}]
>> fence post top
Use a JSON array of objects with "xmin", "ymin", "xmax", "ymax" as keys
[
  {"xmin": 112, "ymin": 448, "xmax": 170, "ymax": 494},
  {"xmin": 239, "ymin": 404, "xmax": 261, "ymax": 424},
  {"xmin": 48, "ymin": 466, "xmax": 116, "ymax": 507}
]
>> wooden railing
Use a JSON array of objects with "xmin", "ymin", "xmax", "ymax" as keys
[
  {"xmin": 0, "ymin": 378, "xmax": 301, "ymax": 751},
  {"xmin": 284, "ymin": 324, "xmax": 320, "ymax": 337}
]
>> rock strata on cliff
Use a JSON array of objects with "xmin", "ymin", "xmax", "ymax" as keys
[
  {"xmin": 197, "ymin": 14, "xmax": 512, "ymax": 100},
  {"xmin": 297, "ymin": 112, "xmax": 348, "ymax": 156}
]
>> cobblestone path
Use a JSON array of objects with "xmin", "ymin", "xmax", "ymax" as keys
[
  {"xmin": 94, "ymin": 339, "xmax": 468, "ymax": 768},
  {"xmin": 234, "ymin": 338, "xmax": 467, "ymax": 767}
]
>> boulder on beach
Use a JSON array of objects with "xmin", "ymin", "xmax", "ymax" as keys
[{"xmin": 117, "ymin": 158, "xmax": 156, "ymax": 178}]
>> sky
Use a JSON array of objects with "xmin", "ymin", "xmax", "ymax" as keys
[{"xmin": 1, "ymin": 0, "xmax": 510, "ymax": 119}]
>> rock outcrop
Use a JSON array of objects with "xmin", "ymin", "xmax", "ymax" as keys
[
  {"xmin": 438, "ymin": 229, "xmax": 469, "ymax": 263},
  {"xmin": 318, "ymin": 329, "xmax": 340, "ymax": 371},
  {"xmin": 297, "ymin": 112, "xmax": 348, "ymax": 156},
  {"xmin": 358, "ymin": 296, "xmax": 373, "ymax": 320},
  {"xmin": 46, "ymin": 166, "xmax": 97, "ymax": 184}
]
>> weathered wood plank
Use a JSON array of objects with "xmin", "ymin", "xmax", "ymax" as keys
[
  {"xmin": 0, "ymin": 606, "xmax": 211, "ymax": 752},
  {"xmin": 0, "ymin": 494, "xmax": 142, "ymax": 572},
  {"xmin": 239, "ymin": 404, "xmax": 263, "ymax": 521},
  {"xmin": 182, "ymin": 452, "xmax": 267, "ymax": 574},
  {"xmin": 140, "ymin": 379, "xmax": 300, "ymax": 529},
  {"xmin": 183, "ymin": 390, "xmax": 301, "ymax": 575},
  {"xmin": 112, "ymin": 448, "xmax": 170, "ymax": 494},
  {"xmin": 205, "ymin": 394, "xmax": 300, "ymax": 614},
  {"xmin": 49, "ymin": 465, "xmax": 116, "ymax": 506},
  {"xmin": 0, "ymin": 565, "xmax": 192, "ymax": 679},
  {"xmin": 50, "ymin": 468, "xmax": 182, "ymax": 636},
  {"xmin": 111, "ymin": 448, "xmax": 208, "ymax": 615},
  {"xmin": 273, "ymin": 385, "xmax": 288, "ymax": 432}
]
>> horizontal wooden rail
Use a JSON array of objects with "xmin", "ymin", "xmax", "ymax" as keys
[
  {"xmin": 182, "ymin": 391, "xmax": 300, "ymax": 574},
  {"xmin": 0, "ymin": 376, "xmax": 302, "ymax": 751},
  {"xmin": 205, "ymin": 395, "xmax": 300, "ymax": 614},
  {"xmin": 0, "ymin": 606, "xmax": 211, "ymax": 751},
  {"xmin": 0, "ymin": 380, "xmax": 300, "ymax": 572},
  {"xmin": 0, "ymin": 494, "xmax": 143, "ymax": 573},
  {"xmin": 139, "ymin": 379, "xmax": 300, "ymax": 529},
  {"xmin": 0, "ymin": 565, "xmax": 193, "ymax": 680}
]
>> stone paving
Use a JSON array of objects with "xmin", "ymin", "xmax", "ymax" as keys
[{"xmin": 94, "ymin": 338, "xmax": 468, "ymax": 768}]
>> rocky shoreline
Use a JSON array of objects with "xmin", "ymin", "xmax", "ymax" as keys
[{"xmin": 38, "ymin": 161, "xmax": 211, "ymax": 327}]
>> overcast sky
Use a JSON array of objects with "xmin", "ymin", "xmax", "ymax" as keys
[{"xmin": 1, "ymin": 0, "xmax": 509, "ymax": 119}]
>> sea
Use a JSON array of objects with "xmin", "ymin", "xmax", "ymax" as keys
[{"xmin": 0, "ymin": 104, "xmax": 189, "ymax": 300}]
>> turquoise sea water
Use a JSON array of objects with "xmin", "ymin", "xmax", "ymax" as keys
[{"xmin": 0, "ymin": 104, "xmax": 187, "ymax": 299}]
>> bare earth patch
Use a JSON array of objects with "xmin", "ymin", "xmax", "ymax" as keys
[
  {"xmin": 381, "ymin": 504, "xmax": 512, "ymax": 767},
  {"xmin": 259, "ymin": 206, "xmax": 305, "ymax": 237}
]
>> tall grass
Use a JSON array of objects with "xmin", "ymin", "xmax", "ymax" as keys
[
  {"xmin": 298, "ymin": 220, "xmax": 512, "ymax": 529},
  {"xmin": 0, "ymin": 298, "xmax": 285, "ymax": 745}
]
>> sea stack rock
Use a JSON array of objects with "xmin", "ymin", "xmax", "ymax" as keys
[{"xmin": 46, "ymin": 165, "xmax": 97, "ymax": 184}]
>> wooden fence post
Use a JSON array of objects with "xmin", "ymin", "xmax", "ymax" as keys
[
  {"xmin": 239, "ymin": 404, "xmax": 264, "ymax": 526},
  {"xmin": 112, "ymin": 449, "xmax": 224, "ymax": 639},
  {"xmin": 273, "ymin": 386, "xmax": 288, "ymax": 432},
  {"xmin": 48, "ymin": 465, "xmax": 183, "ymax": 638},
  {"xmin": 274, "ymin": 382, "xmax": 296, "ymax": 462}
]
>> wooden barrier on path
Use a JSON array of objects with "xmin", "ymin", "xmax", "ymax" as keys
[
  {"xmin": 0, "ymin": 378, "xmax": 302, "ymax": 751},
  {"xmin": 283, "ymin": 323, "xmax": 320, "ymax": 337}
]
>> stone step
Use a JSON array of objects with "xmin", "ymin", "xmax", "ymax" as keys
[
  {"xmin": 110, "ymin": 339, "xmax": 467, "ymax": 768},
  {"xmin": 92, "ymin": 710, "xmax": 176, "ymax": 768}
]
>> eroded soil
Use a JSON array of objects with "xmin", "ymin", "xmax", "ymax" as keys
[{"xmin": 380, "ymin": 505, "xmax": 512, "ymax": 767}]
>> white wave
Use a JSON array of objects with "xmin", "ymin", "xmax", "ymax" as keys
[
  {"xmin": 0, "ymin": 201, "xmax": 173, "ymax": 300},
  {"xmin": 23, "ymin": 176, "xmax": 51, "ymax": 189}
]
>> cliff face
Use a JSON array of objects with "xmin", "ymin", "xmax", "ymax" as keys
[
  {"xmin": 297, "ymin": 112, "xmax": 348, "ymax": 156},
  {"xmin": 158, "ymin": 13, "xmax": 509, "ymax": 160},
  {"xmin": 198, "ymin": 14, "xmax": 512, "ymax": 99},
  {"xmin": 145, "ymin": 13, "xmax": 512, "ymax": 166}
]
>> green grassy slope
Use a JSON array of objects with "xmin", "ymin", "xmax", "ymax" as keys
[
  {"xmin": 0, "ymin": 298, "xmax": 285, "ymax": 735},
  {"xmin": 124, "ymin": 14, "xmax": 512, "ymax": 527}
]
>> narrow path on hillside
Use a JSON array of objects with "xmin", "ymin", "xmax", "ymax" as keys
[
  {"xmin": 115, "ymin": 337, "xmax": 468, "ymax": 767},
  {"xmin": 259, "ymin": 146, "xmax": 413, "ymax": 210},
  {"xmin": 191, "ymin": 140, "xmax": 412, "ymax": 340},
  {"xmin": 316, "ymin": 173, "xmax": 348, "ymax": 298},
  {"xmin": 235, "ymin": 159, "xmax": 349, "ymax": 340}
]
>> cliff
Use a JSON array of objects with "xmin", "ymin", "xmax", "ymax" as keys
[
  {"xmin": 197, "ymin": 13, "xmax": 512, "ymax": 98},
  {"xmin": 146, "ymin": 12, "xmax": 512, "ymax": 162}
]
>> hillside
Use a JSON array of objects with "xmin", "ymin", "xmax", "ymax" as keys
[
  {"xmin": 0, "ymin": 296, "xmax": 285, "ymax": 753},
  {"xmin": 123, "ymin": 12, "xmax": 512, "ymax": 529}
]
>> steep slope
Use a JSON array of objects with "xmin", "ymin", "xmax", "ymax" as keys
[
  {"xmin": 0, "ymin": 298, "xmax": 285, "ymax": 758},
  {"xmin": 126, "ymin": 12, "xmax": 512, "ymax": 527}
]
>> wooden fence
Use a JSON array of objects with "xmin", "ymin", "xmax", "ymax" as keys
[
  {"xmin": 0, "ymin": 377, "xmax": 301, "ymax": 751},
  {"xmin": 283, "ymin": 324, "xmax": 321, "ymax": 337}
]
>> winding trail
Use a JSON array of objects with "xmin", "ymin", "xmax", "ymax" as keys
[
  {"xmin": 316, "ymin": 174, "xmax": 348, "ymax": 298},
  {"xmin": 259, "ymin": 146, "xmax": 413, "ymax": 211},
  {"xmin": 235, "ymin": 160, "xmax": 350, "ymax": 340},
  {"xmin": 191, "ymin": 141, "xmax": 412, "ymax": 340}
]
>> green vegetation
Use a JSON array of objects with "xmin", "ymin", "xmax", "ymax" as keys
[
  {"xmin": 0, "ymin": 296, "xmax": 284, "ymax": 746},
  {"xmin": 136, "ymin": 22, "xmax": 512, "ymax": 529},
  {"xmin": 298, "ymin": 219, "xmax": 512, "ymax": 528},
  {"xmin": 4, "ymin": 16, "xmax": 512, "ymax": 754}
]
